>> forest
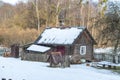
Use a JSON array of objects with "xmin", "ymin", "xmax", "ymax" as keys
[{"xmin": 0, "ymin": 0, "xmax": 119, "ymax": 50}]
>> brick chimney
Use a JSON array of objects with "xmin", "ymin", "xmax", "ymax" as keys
[{"xmin": 59, "ymin": 19, "xmax": 65, "ymax": 27}]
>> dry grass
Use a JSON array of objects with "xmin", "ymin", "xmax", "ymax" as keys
[{"xmin": 0, "ymin": 27, "xmax": 39, "ymax": 46}]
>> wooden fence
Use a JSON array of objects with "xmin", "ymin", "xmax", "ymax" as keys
[{"xmin": 94, "ymin": 53, "xmax": 120, "ymax": 63}]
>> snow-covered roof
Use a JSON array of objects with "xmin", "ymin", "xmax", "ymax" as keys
[
  {"xmin": 37, "ymin": 27, "xmax": 85, "ymax": 45},
  {"xmin": 27, "ymin": 44, "xmax": 51, "ymax": 53}
]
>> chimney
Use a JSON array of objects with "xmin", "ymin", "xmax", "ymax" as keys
[{"xmin": 59, "ymin": 19, "xmax": 64, "ymax": 27}]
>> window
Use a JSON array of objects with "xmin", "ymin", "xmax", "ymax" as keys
[{"xmin": 80, "ymin": 46, "xmax": 86, "ymax": 55}]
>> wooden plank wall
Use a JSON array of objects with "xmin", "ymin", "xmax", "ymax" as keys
[{"xmin": 21, "ymin": 52, "xmax": 49, "ymax": 62}]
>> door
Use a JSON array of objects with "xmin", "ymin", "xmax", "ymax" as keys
[{"xmin": 56, "ymin": 46, "xmax": 65, "ymax": 55}]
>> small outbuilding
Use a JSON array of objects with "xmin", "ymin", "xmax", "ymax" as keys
[
  {"xmin": 22, "ymin": 27, "xmax": 96, "ymax": 63},
  {"xmin": 21, "ymin": 44, "xmax": 51, "ymax": 62}
]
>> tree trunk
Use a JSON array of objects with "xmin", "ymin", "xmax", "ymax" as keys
[
  {"xmin": 36, "ymin": 0, "xmax": 40, "ymax": 31},
  {"xmin": 81, "ymin": 5, "xmax": 84, "ymax": 26},
  {"xmin": 56, "ymin": 0, "xmax": 60, "ymax": 27},
  {"xmin": 113, "ymin": 33, "xmax": 120, "ymax": 63},
  {"xmin": 87, "ymin": 1, "xmax": 90, "ymax": 29}
]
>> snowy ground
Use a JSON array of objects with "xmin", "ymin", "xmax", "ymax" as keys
[{"xmin": 0, "ymin": 57, "xmax": 120, "ymax": 80}]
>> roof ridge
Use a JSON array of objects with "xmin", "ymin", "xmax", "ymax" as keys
[{"xmin": 46, "ymin": 26, "xmax": 86, "ymax": 29}]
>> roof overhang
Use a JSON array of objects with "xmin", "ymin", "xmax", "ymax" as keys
[{"xmin": 27, "ymin": 44, "xmax": 51, "ymax": 53}]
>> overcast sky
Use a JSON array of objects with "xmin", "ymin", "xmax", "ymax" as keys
[{"xmin": 1, "ymin": 0, "xmax": 27, "ymax": 5}]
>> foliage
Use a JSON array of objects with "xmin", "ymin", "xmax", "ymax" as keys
[
  {"xmin": 95, "ymin": 2, "xmax": 120, "ymax": 63},
  {"xmin": 101, "ymin": 2, "xmax": 120, "ymax": 47}
]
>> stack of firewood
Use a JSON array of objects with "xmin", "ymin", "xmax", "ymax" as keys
[{"xmin": 3, "ymin": 52, "xmax": 11, "ymax": 57}]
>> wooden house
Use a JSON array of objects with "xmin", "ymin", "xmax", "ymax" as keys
[{"xmin": 22, "ymin": 27, "xmax": 96, "ymax": 63}]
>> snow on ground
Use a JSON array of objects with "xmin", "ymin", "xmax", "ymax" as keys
[
  {"xmin": 0, "ymin": 57, "xmax": 120, "ymax": 80},
  {"xmin": 94, "ymin": 47, "xmax": 120, "ymax": 54},
  {"xmin": 97, "ymin": 61, "xmax": 120, "ymax": 66}
]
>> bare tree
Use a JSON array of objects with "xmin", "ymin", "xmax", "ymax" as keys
[
  {"xmin": 96, "ymin": 2, "xmax": 120, "ymax": 63},
  {"xmin": 31, "ymin": 0, "xmax": 40, "ymax": 31}
]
